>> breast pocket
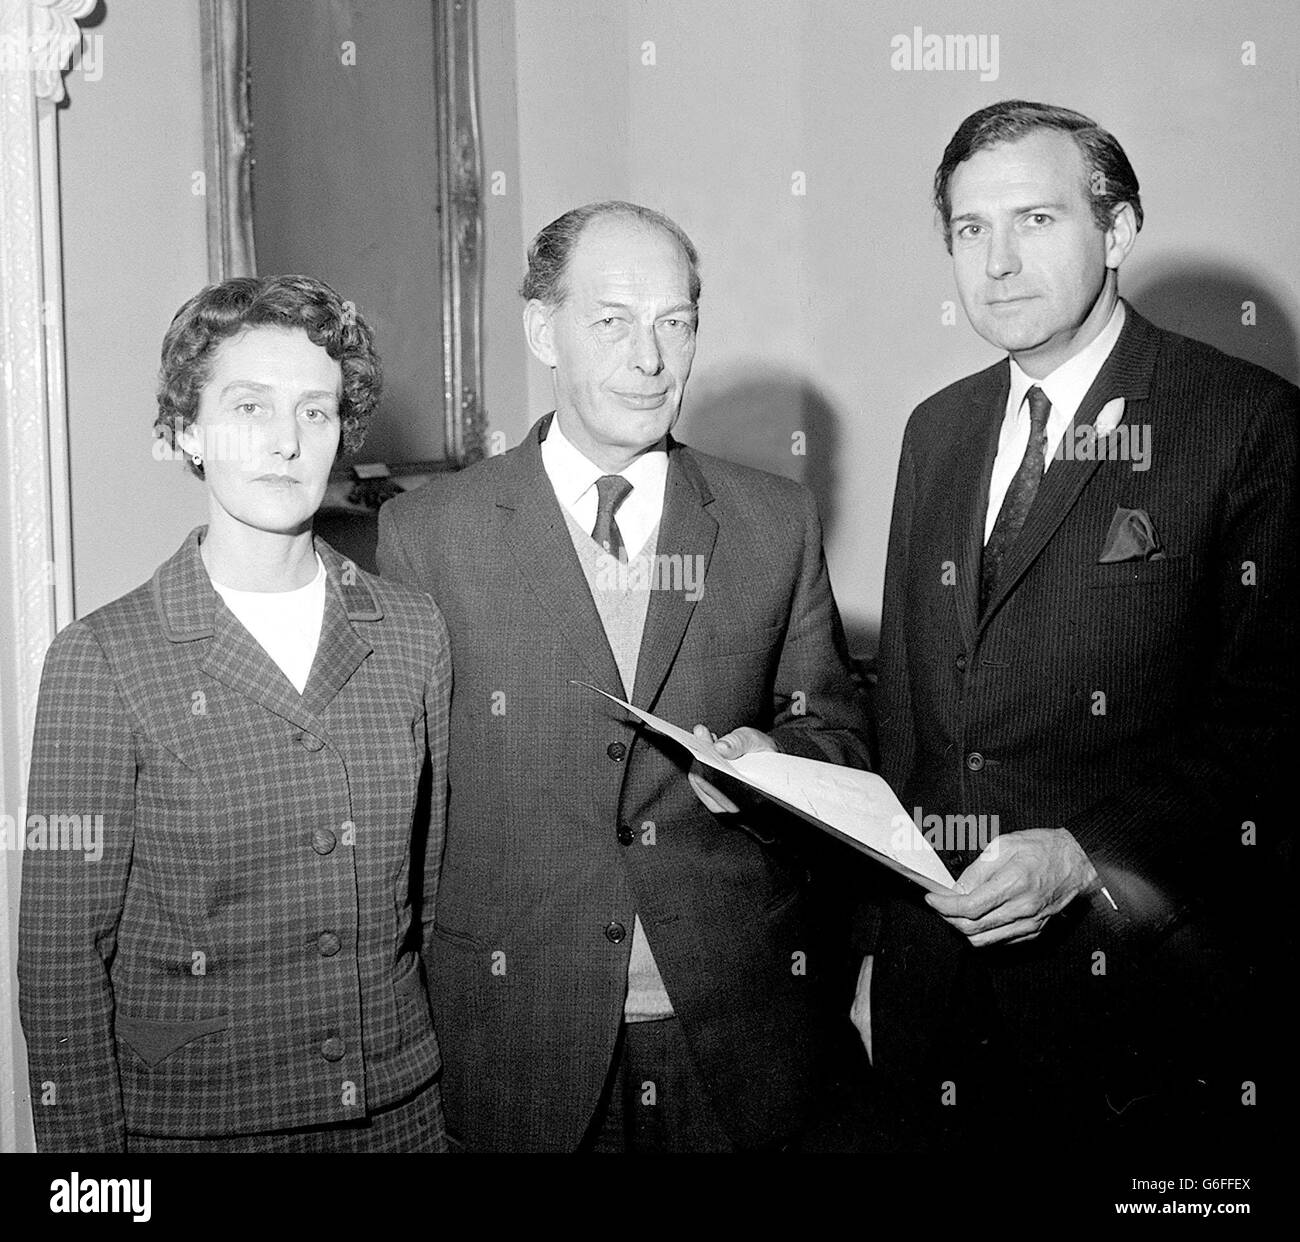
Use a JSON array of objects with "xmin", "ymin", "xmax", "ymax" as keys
[
  {"xmin": 690, "ymin": 620, "xmax": 786, "ymax": 658},
  {"xmin": 1088, "ymin": 555, "xmax": 1193, "ymax": 589}
]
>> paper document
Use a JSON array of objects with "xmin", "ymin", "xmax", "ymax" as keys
[{"xmin": 576, "ymin": 682, "xmax": 955, "ymax": 892}]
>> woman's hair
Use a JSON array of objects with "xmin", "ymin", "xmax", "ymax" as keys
[{"xmin": 154, "ymin": 274, "xmax": 382, "ymax": 477}]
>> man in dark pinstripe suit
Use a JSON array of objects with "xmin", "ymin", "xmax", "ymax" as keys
[{"xmin": 861, "ymin": 102, "xmax": 1297, "ymax": 1147}]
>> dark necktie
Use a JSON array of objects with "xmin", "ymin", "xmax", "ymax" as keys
[
  {"xmin": 981, "ymin": 385, "xmax": 1052, "ymax": 611},
  {"xmin": 592, "ymin": 474, "xmax": 633, "ymax": 562}
]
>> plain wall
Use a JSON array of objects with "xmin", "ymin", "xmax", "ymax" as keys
[
  {"xmin": 494, "ymin": 0, "xmax": 1300, "ymax": 655},
  {"xmin": 59, "ymin": 0, "xmax": 210, "ymax": 618}
]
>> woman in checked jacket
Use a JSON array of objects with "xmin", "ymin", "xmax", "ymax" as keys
[{"xmin": 19, "ymin": 275, "xmax": 451, "ymax": 1152}]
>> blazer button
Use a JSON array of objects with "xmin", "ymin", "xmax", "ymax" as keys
[
  {"xmin": 311, "ymin": 827, "xmax": 337, "ymax": 855},
  {"xmin": 297, "ymin": 732, "xmax": 325, "ymax": 752},
  {"xmin": 604, "ymin": 921, "xmax": 627, "ymax": 943},
  {"xmin": 317, "ymin": 931, "xmax": 341, "ymax": 957},
  {"xmin": 954, "ymin": 653, "xmax": 967, "ymax": 672},
  {"xmin": 606, "ymin": 741, "xmax": 627, "ymax": 761},
  {"xmin": 965, "ymin": 751, "xmax": 985, "ymax": 772},
  {"xmin": 321, "ymin": 1035, "xmax": 345, "ymax": 1062},
  {"xmin": 616, "ymin": 824, "xmax": 634, "ymax": 846}
]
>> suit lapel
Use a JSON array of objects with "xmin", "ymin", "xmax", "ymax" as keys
[
  {"xmin": 154, "ymin": 526, "xmax": 378, "ymax": 733},
  {"xmin": 299, "ymin": 541, "xmax": 379, "ymax": 719},
  {"xmin": 496, "ymin": 416, "xmax": 625, "ymax": 693},
  {"xmin": 631, "ymin": 443, "xmax": 718, "ymax": 710},
  {"xmin": 978, "ymin": 303, "xmax": 1159, "ymax": 629},
  {"xmin": 951, "ymin": 365, "xmax": 1009, "ymax": 652},
  {"xmin": 201, "ymin": 604, "xmax": 320, "ymax": 731}
]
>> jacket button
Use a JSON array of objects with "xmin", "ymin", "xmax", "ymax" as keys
[
  {"xmin": 297, "ymin": 733, "xmax": 325, "ymax": 752},
  {"xmin": 616, "ymin": 824, "xmax": 634, "ymax": 846},
  {"xmin": 955, "ymin": 653, "xmax": 967, "ymax": 672},
  {"xmin": 604, "ymin": 921, "xmax": 627, "ymax": 943},
  {"xmin": 965, "ymin": 751, "xmax": 985, "ymax": 772},
  {"xmin": 317, "ymin": 931, "xmax": 341, "ymax": 957},
  {"xmin": 321, "ymin": 1035, "xmax": 345, "ymax": 1061},
  {"xmin": 311, "ymin": 827, "xmax": 337, "ymax": 855},
  {"xmin": 606, "ymin": 741, "xmax": 627, "ymax": 761}
]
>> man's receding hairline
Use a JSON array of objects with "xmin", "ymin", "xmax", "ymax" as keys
[{"xmin": 551, "ymin": 212, "xmax": 697, "ymax": 304}]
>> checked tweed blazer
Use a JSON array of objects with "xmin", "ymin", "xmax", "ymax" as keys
[
  {"xmin": 869, "ymin": 305, "xmax": 1298, "ymax": 1114},
  {"xmin": 18, "ymin": 529, "xmax": 450, "ymax": 1151},
  {"xmin": 378, "ymin": 416, "xmax": 872, "ymax": 1152}
]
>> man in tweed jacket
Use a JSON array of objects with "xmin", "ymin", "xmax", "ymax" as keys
[
  {"xmin": 379, "ymin": 202, "xmax": 873, "ymax": 1151},
  {"xmin": 862, "ymin": 101, "xmax": 1297, "ymax": 1145}
]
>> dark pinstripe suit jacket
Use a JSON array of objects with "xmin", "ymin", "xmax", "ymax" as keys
[
  {"xmin": 378, "ymin": 416, "xmax": 872, "ymax": 1152},
  {"xmin": 18, "ymin": 529, "xmax": 450, "ymax": 1151},
  {"xmin": 871, "ymin": 304, "xmax": 1297, "ymax": 1098}
]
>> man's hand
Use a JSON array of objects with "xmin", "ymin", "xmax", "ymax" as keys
[
  {"xmin": 687, "ymin": 725, "xmax": 777, "ymax": 813},
  {"xmin": 925, "ymin": 828, "xmax": 1098, "ymax": 947}
]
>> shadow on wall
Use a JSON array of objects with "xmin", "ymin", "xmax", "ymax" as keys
[
  {"xmin": 676, "ymin": 366, "xmax": 880, "ymax": 661},
  {"xmin": 1128, "ymin": 261, "xmax": 1299, "ymax": 385},
  {"xmin": 678, "ymin": 365, "xmax": 843, "ymax": 539}
]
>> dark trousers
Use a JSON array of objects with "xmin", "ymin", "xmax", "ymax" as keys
[{"xmin": 580, "ymin": 1018, "xmax": 736, "ymax": 1153}]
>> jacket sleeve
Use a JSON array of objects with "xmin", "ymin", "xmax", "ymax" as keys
[
  {"xmin": 769, "ymin": 486, "xmax": 873, "ymax": 770},
  {"xmin": 875, "ymin": 426, "xmax": 918, "ymax": 793},
  {"xmin": 18, "ymin": 622, "xmax": 135, "ymax": 1152},
  {"xmin": 377, "ymin": 500, "xmax": 420, "ymax": 588},
  {"xmin": 419, "ymin": 597, "xmax": 453, "ymax": 965},
  {"xmin": 846, "ymin": 426, "xmax": 919, "ymax": 956},
  {"xmin": 1062, "ymin": 379, "xmax": 1298, "ymax": 930}
]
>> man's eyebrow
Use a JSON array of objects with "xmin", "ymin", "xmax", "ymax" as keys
[
  {"xmin": 950, "ymin": 201, "xmax": 1071, "ymax": 223},
  {"xmin": 592, "ymin": 300, "xmax": 697, "ymax": 316}
]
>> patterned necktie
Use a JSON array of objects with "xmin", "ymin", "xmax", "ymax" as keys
[
  {"xmin": 592, "ymin": 474, "xmax": 634, "ymax": 562},
  {"xmin": 981, "ymin": 385, "xmax": 1052, "ymax": 611}
]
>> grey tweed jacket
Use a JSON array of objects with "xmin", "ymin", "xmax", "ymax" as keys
[{"xmin": 379, "ymin": 417, "xmax": 873, "ymax": 1152}]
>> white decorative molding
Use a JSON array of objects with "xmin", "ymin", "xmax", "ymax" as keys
[
  {"xmin": 0, "ymin": 0, "xmax": 93, "ymax": 1156},
  {"xmin": 27, "ymin": 0, "xmax": 95, "ymax": 103}
]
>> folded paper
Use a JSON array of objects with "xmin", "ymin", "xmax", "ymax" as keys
[{"xmin": 575, "ymin": 681, "xmax": 955, "ymax": 892}]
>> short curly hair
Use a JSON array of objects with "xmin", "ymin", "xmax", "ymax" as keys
[{"xmin": 154, "ymin": 274, "xmax": 382, "ymax": 478}]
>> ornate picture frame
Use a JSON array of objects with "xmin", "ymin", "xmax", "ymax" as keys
[{"xmin": 198, "ymin": 0, "xmax": 485, "ymax": 470}]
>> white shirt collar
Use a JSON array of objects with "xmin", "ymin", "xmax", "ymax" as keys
[
  {"xmin": 539, "ymin": 413, "xmax": 669, "ymax": 556},
  {"xmin": 1007, "ymin": 298, "xmax": 1127, "ymax": 425}
]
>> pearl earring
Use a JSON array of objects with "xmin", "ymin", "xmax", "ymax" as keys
[{"xmin": 192, "ymin": 453, "xmax": 203, "ymax": 467}]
